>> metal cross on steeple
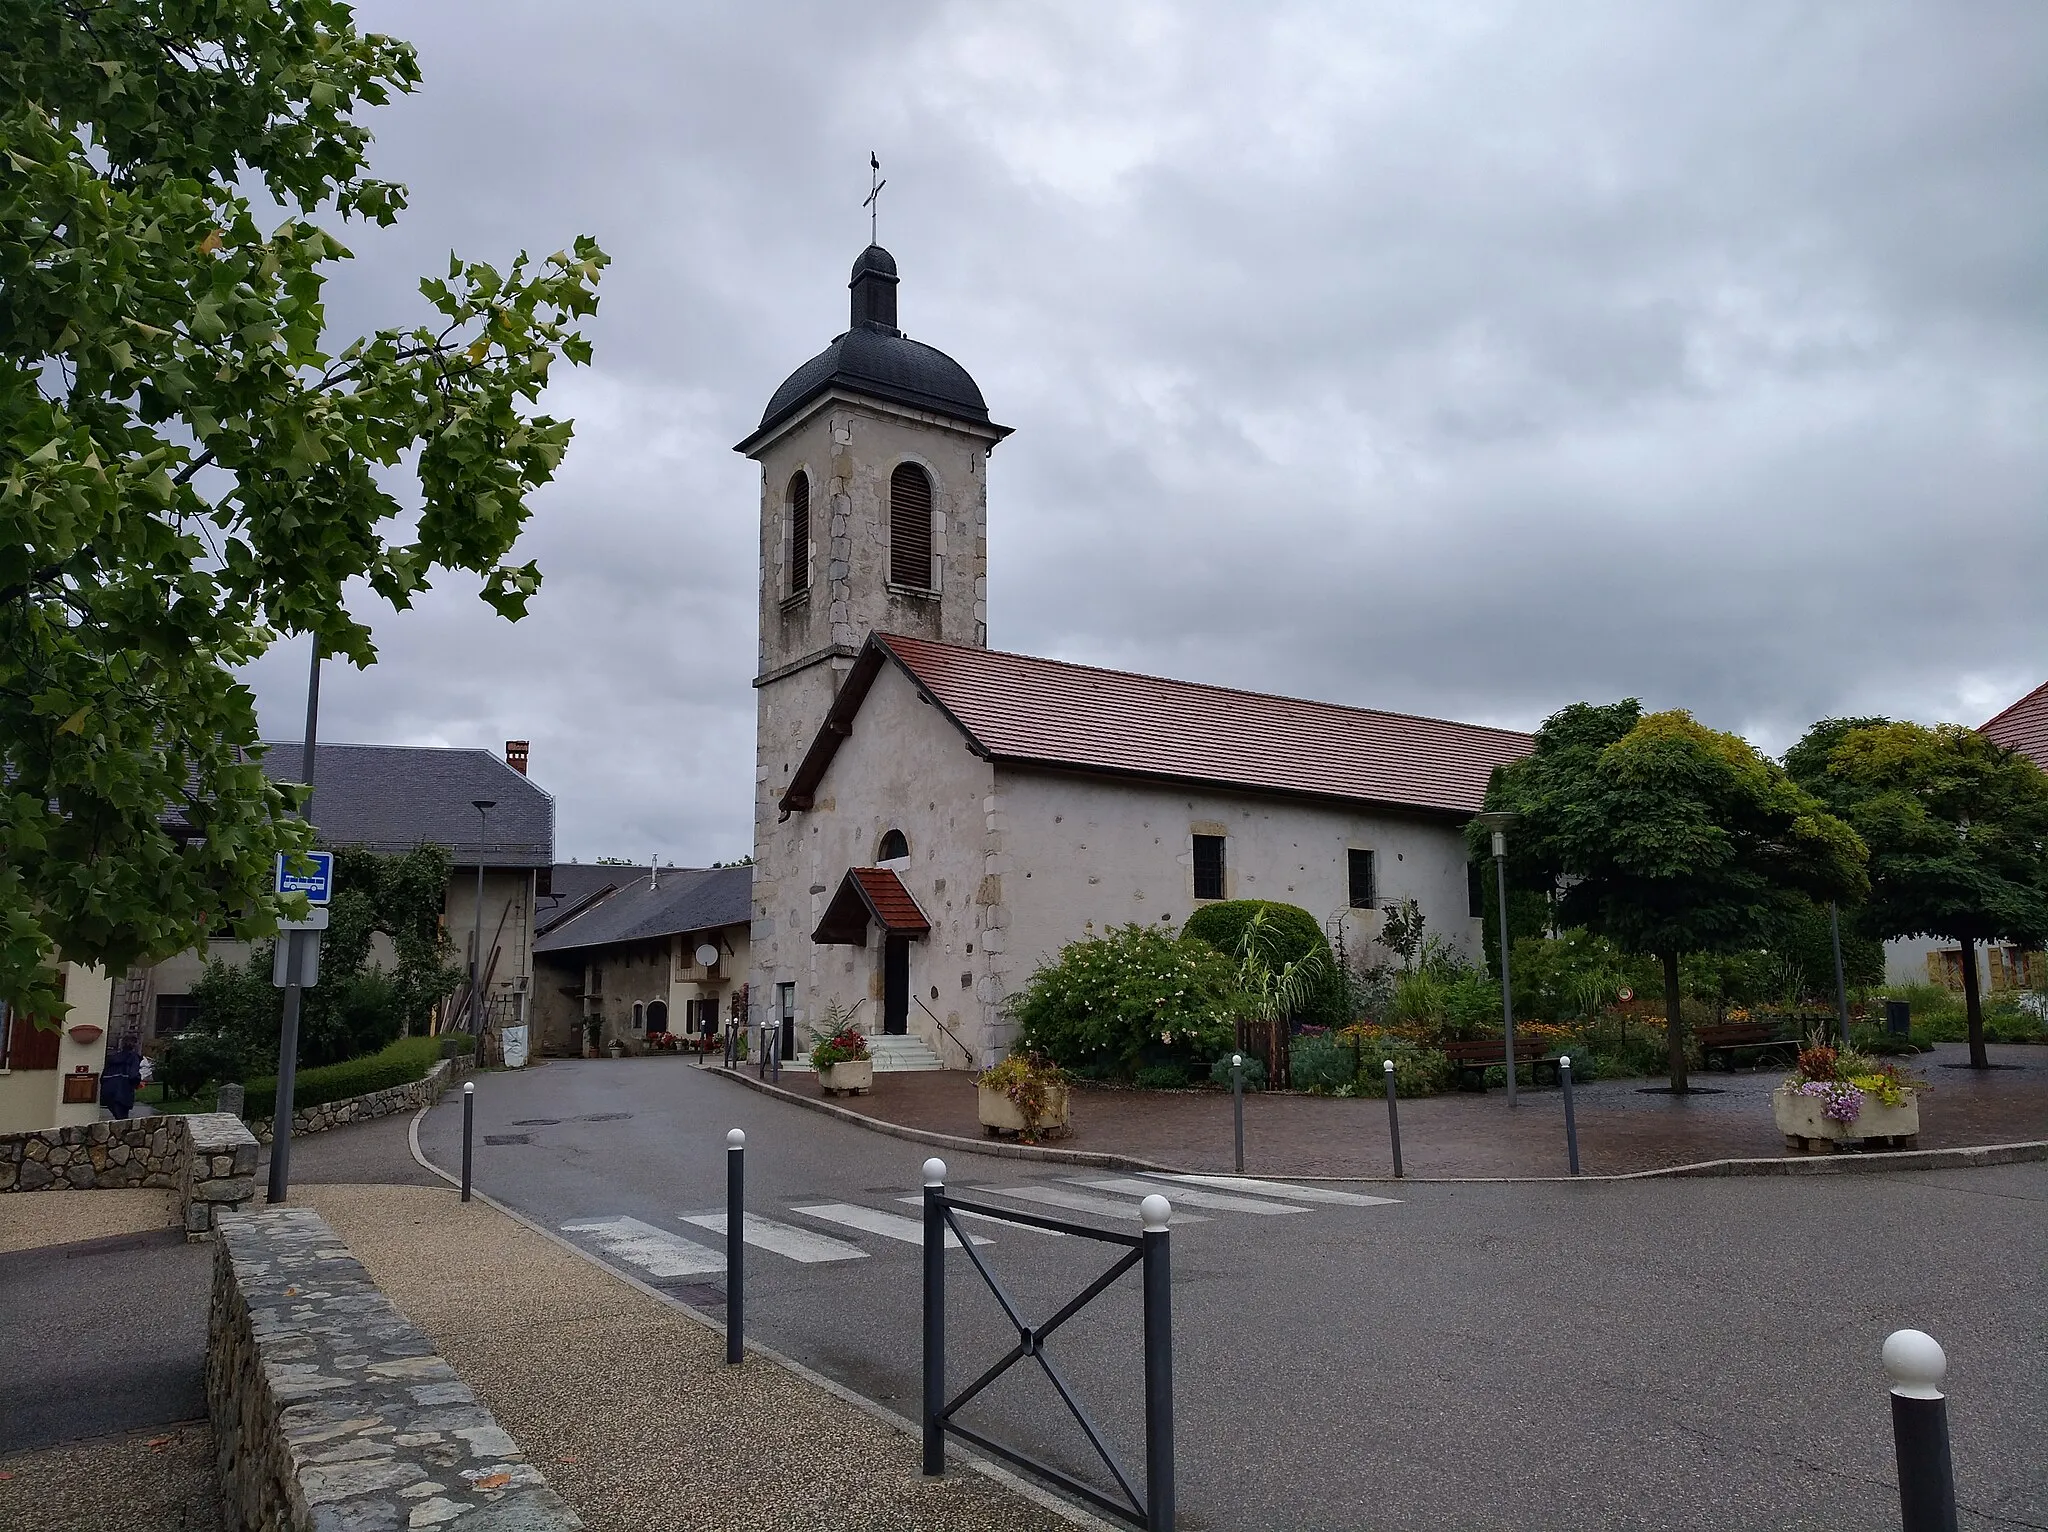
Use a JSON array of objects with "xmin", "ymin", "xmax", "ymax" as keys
[{"xmin": 863, "ymin": 152, "xmax": 886, "ymax": 244}]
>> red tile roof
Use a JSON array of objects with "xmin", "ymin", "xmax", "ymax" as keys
[
  {"xmin": 812, "ymin": 867, "xmax": 931, "ymax": 944},
  {"xmin": 1981, "ymin": 679, "xmax": 2048, "ymax": 771},
  {"xmin": 782, "ymin": 634, "xmax": 1532, "ymax": 818}
]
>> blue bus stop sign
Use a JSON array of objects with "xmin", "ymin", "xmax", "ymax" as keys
[{"xmin": 275, "ymin": 850, "xmax": 335, "ymax": 906}]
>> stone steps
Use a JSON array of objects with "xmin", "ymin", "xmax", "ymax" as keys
[{"xmin": 783, "ymin": 1034, "xmax": 946, "ymax": 1072}]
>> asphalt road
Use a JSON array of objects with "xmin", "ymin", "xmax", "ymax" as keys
[
  {"xmin": 0, "ymin": 1229, "xmax": 213, "ymax": 1456},
  {"xmin": 418, "ymin": 1057, "xmax": 2048, "ymax": 1532}
]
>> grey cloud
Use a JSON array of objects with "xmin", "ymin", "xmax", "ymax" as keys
[{"xmin": 247, "ymin": 0, "xmax": 2048, "ymax": 860}]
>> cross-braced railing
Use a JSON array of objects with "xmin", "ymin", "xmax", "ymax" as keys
[{"xmin": 920, "ymin": 1158, "xmax": 1175, "ymax": 1530}]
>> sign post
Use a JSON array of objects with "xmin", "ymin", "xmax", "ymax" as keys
[{"xmin": 267, "ymin": 852, "xmax": 333, "ymax": 1205}]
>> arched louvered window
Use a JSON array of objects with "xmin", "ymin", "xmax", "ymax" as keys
[
  {"xmin": 787, "ymin": 471, "xmax": 810, "ymax": 596},
  {"xmin": 889, "ymin": 462, "xmax": 934, "ymax": 590}
]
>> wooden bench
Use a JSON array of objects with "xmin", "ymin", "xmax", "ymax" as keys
[
  {"xmin": 1441, "ymin": 1038, "xmax": 1562, "ymax": 1090},
  {"xmin": 1697, "ymin": 1023, "xmax": 1800, "ymax": 1072}
]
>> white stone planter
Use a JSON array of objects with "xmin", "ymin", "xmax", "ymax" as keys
[
  {"xmin": 978, "ymin": 1082, "xmax": 1070, "ymax": 1139},
  {"xmin": 818, "ymin": 1059, "xmax": 873, "ymax": 1096},
  {"xmin": 1772, "ymin": 1084, "xmax": 1921, "ymax": 1152}
]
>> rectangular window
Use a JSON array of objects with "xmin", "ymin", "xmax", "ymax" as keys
[
  {"xmin": 1467, "ymin": 863, "xmax": 1485, "ymax": 919},
  {"xmin": 1347, "ymin": 849, "xmax": 1376, "ymax": 910},
  {"xmin": 777, "ymin": 981, "xmax": 796, "ymax": 1023},
  {"xmin": 1192, "ymin": 834, "xmax": 1226, "ymax": 901},
  {"xmin": 154, "ymin": 994, "xmax": 201, "ymax": 1037},
  {"xmin": 2, "ymin": 1003, "xmax": 61, "ymax": 1070}
]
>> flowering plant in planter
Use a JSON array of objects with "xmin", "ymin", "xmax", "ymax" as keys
[
  {"xmin": 1774, "ymin": 1036, "xmax": 1924, "ymax": 1148},
  {"xmin": 809, "ymin": 1025, "xmax": 870, "ymax": 1070},
  {"xmin": 977, "ymin": 1052, "xmax": 1069, "ymax": 1141}
]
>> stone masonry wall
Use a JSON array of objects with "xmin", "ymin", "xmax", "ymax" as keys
[
  {"xmin": 0, "ymin": 1110, "xmax": 258, "ymax": 1240},
  {"xmin": 248, "ymin": 1055, "xmax": 464, "ymax": 1146},
  {"xmin": 208, "ymin": 1205, "xmax": 579, "ymax": 1531}
]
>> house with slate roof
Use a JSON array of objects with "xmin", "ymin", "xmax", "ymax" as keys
[
  {"xmin": 737, "ymin": 243, "xmax": 1534, "ymax": 1069},
  {"xmin": 530, "ymin": 863, "xmax": 752, "ymax": 1057},
  {"xmin": 119, "ymin": 741, "xmax": 555, "ymax": 1051}
]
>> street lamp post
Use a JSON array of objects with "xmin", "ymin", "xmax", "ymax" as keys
[
  {"xmin": 1474, "ymin": 812, "xmax": 1518, "ymax": 1107},
  {"xmin": 470, "ymin": 799, "xmax": 495, "ymax": 1036}
]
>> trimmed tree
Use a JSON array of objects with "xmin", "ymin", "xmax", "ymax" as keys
[
  {"xmin": 1182, "ymin": 899, "xmax": 1348, "ymax": 1028},
  {"xmin": 1786, "ymin": 719, "xmax": 2048, "ymax": 1068},
  {"xmin": 1, "ymin": 3, "xmax": 606, "ymax": 1024},
  {"xmin": 1478, "ymin": 702, "xmax": 1867, "ymax": 1092}
]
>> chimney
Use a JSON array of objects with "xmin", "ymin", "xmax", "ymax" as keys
[{"xmin": 505, "ymin": 740, "xmax": 529, "ymax": 775}]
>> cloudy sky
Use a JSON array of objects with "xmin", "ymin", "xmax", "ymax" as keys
[{"xmin": 242, "ymin": 1, "xmax": 2048, "ymax": 865}]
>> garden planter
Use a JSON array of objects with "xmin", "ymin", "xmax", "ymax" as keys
[
  {"xmin": 606, "ymin": 1040, "xmax": 626, "ymax": 1059},
  {"xmin": 1772, "ymin": 1084, "xmax": 1920, "ymax": 1152},
  {"xmin": 978, "ymin": 1082, "xmax": 1070, "ymax": 1139},
  {"xmin": 818, "ymin": 1059, "xmax": 873, "ymax": 1096}
]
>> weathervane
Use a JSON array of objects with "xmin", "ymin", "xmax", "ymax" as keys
[{"xmin": 863, "ymin": 152, "xmax": 886, "ymax": 244}]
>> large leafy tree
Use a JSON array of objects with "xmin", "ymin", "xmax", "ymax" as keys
[
  {"xmin": 1786, "ymin": 719, "xmax": 2048, "ymax": 1068},
  {"xmin": 1477, "ymin": 702, "xmax": 1867, "ymax": 1091},
  {"xmin": 1, "ymin": 3, "xmax": 606, "ymax": 1024}
]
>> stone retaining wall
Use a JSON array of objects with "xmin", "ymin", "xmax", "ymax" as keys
[
  {"xmin": 248, "ymin": 1055, "xmax": 465, "ymax": 1146},
  {"xmin": 208, "ymin": 1205, "xmax": 579, "ymax": 1531},
  {"xmin": 0, "ymin": 1111, "xmax": 258, "ymax": 1239}
]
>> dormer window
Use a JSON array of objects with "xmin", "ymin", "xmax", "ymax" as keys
[
  {"xmin": 787, "ymin": 471, "xmax": 810, "ymax": 596},
  {"xmin": 889, "ymin": 463, "xmax": 934, "ymax": 591}
]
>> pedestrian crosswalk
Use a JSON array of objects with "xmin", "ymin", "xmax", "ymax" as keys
[{"xmin": 559, "ymin": 1172, "xmax": 1397, "ymax": 1285}]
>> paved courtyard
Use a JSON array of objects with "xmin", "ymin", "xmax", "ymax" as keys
[{"xmin": 758, "ymin": 1042, "xmax": 2048, "ymax": 1178}]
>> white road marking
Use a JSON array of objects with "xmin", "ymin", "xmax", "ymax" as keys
[
  {"xmin": 969, "ymin": 1183, "xmax": 1210, "ymax": 1224},
  {"xmin": 895, "ymin": 1196, "xmax": 1068, "ymax": 1235},
  {"xmin": 560, "ymin": 1216, "xmax": 724, "ymax": 1278},
  {"xmin": 681, "ymin": 1211, "xmax": 869, "ymax": 1263},
  {"xmin": 1149, "ymin": 1173, "xmax": 1400, "ymax": 1208},
  {"xmin": 1072, "ymin": 1177, "xmax": 1308, "ymax": 1215},
  {"xmin": 791, "ymin": 1202, "xmax": 989, "ymax": 1248}
]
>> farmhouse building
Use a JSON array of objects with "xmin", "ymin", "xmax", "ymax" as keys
[{"xmin": 739, "ymin": 243, "xmax": 1533, "ymax": 1068}]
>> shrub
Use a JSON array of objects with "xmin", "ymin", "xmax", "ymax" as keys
[
  {"xmin": 244, "ymin": 1036, "xmax": 449, "ymax": 1120},
  {"xmin": 1208, "ymin": 1051, "xmax": 1268, "ymax": 1091},
  {"xmin": 1441, "ymin": 974, "xmax": 1503, "ymax": 1038},
  {"xmin": 1011, "ymin": 923, "xmax": 1242, "ymax": 1076},
  {"xmin": 1290, "ymin": 1031, "xmax": 1355, "ymax": 1094},
  {"xmin": 1182, "ymin": 900, "xmax": 1349, "ymax": 1028},
  {"xmin": 1332, "ymin": 1028, "xmax": 1453, "ymax": 1097},
  {"xmin": 159, "ymin": 1030, "xmax": 246, "ymax": 1102},
  {"xmin": 1133, "ymin": 1063, "xmax": 1191, "ymax": 1090},
  {"xmin": 810, "ymin": 1025, "xmax": 870, "ymax": 1069}
]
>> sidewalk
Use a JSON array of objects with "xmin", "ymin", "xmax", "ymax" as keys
[
  {"xmin": 300, "ymin": 1180, "xmax": 1082, "ymax": 1532},
  {"xmin": 739, "ymin": 1042, "xmax": 2048, "ymax": 1177}
]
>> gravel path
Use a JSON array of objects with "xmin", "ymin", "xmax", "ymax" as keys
[
  {"xmin": 0, "ymin": 1420, "xmax": 223, "ymax": 1532},
  {"xmin": 0, "ymin": 1187, "xmax": 177, "ymax": 1253},
  {"xmin": 302, "ymin": 1180, "xmax": 1088, "ymax": 1532}
]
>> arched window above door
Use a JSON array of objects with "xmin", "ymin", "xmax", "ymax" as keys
[{"xmin": 877, "ymin": 828, "xmax": 909, "ymax": 863}]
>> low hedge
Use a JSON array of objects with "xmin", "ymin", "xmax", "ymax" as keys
[{"xmin": 244, "ymin": 1035, "xmax": 451, "ymax": 1121}]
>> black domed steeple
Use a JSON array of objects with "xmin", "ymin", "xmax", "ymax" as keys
[{"xmin": 735, "ymin": 244, "xmax": 1010, "ymax": 453}]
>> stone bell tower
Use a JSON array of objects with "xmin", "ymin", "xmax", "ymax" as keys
[{"xmin": 735, "ymin": 244, "xmax": 1010, "ymax": 1024}]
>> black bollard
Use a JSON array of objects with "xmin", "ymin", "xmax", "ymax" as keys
[
  {"xmin": 460, "ymin": 1081, "xmax": 474, "ymax": 1202},
  {"xmin": 1885, "ymin": 1330, "xmax": 1958, "ymax": 1532},
  {"xmin": 1139, "ymin": 1194, "xmax": 1177, "ymax": 1532},
  {"xmin": 1383, "ymin": 1059, "xmax": 1403, "ymax": 1178},
  {"xmin": 726, "ymin": 1128, "xmax": 745, "ymax": 1365},
  {"xmin": 1230, "ymin": 1053, "xmax": 1245, "ymax": 1174},
  {"xmin": 1560, "ymin": 1055, "xmax": 1581, "ymax": 1176},
  {"xmin": 922, "ymin": 1157, "xmax": 947, "ymax": 1476}
]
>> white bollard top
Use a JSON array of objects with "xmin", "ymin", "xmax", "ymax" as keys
[
  {"xmin": 1383, "ymin": 1058, "xmax": 1395, "ymax": 1072},
  {"xmin": 726, "ymin": 1128, "xmax": 745, "ymax": 1149},
  {"xmin": 923, "ymin": 1156, "xmax": 947, "ymax": 1187},
  {"xmin": 1139, "ymin": 1193, "xmax": 1172, "ymax": 1232},
  {"xmin": 463, "ymin": 1081, "xmax": 474, "ymax": 1094},
  {"xmin": 1560, "ymin": 1054, "xmax": 1571, "ymax": 1069},
  {"xmin": 1231, "ymin": 1053, "xmax": 1243, "ymax": 1068},
  {"xmin": 1882, "ymin": 1329, "xmax": 1947, "ymax": 1399}
]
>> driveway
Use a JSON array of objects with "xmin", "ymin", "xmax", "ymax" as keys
[{"xmin": 418, "ymin": 1056, "xmax": 2048, "ymax": 1531}]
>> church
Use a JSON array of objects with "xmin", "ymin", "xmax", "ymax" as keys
[{"xmin": 739, "ymin": 244, "xmax": 1533, "ymax": 1069}]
